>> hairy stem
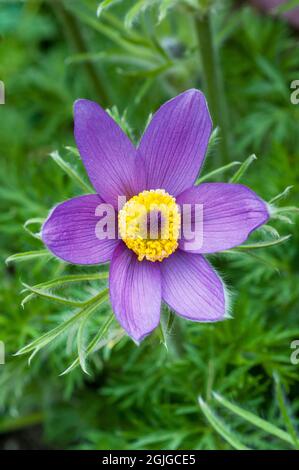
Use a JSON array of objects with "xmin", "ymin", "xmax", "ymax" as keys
[
  {"xmin": 195, "ymin": 10, "xmax": 231, "ymax": 164},
  {"xmin": 0, "ymin": 412, "xmax": 43, "ymax": 434},
  {"xmin": 51, "ymin": 0, "xmax": 109, "ymax": 106},
  {"xmin": 162, "ymin": 311, "xmax": 185, "ymax": 358}
]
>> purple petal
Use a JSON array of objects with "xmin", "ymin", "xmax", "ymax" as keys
[
  {"xmin": 178, "ymin": 183, "xmax": 269, "ymax": 253},
  {"xmin": 42, "ymin": 195, "xmax": 119, "ymax": 264},
  {"xmin": 74, "ymin": 99, "xmax": 145, "ymax": 208},
  {"xmin": 109, "ymin": 244, "xmax": 161, "ymax": 342},
  {"xmin": 138, "ymin": 89, "xmax": 212, "ymax": 196},
  {"xmin": 161, "ymin": 251, "xmax": 226, "ymax": 322}
]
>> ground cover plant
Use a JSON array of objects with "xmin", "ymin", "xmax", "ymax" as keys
[{"xmin": 0, "ymin": 0, "xmax": 299, "ymax": 450}]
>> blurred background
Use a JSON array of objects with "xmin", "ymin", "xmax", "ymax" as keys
[{"xmin": 0, "ymin": 0, "xmax": 299, "ymax": 450}]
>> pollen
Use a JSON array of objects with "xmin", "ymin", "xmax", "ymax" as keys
[{"xmin": 118, "ymin": 189, "xmax": 181, "ymax": 262}]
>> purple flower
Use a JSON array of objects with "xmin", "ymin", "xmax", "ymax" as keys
[
  {"xmin": 42, "ymin": 90, "xmax": 269, "ymax": 342},
  {"xmin": 251, "ymin": 1, "xmax": 299, "ymax": 28}
]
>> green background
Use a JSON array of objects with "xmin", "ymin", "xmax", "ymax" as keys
[{"xmin": 0, "ymin": 0, "xmax": 298, "ymax": 450}]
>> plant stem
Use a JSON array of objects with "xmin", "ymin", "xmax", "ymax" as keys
[
  {"xmin": 51, "ymin": 0, "xmax": 109, "ymax": 106},
  {"xmin": 194, "ymin": 10, "xmax": 231, "ymax": 164},
  {"xmin": 0, "ymin": 412, "xmax": 43, "ymax": 434},
  {"xmin": 162, "ymin": 311, "xmax": 185, "ymax": 358}
]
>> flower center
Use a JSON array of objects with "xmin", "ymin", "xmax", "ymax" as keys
[{"xmin": 118, "ymin": 189, "xmax": 181, "ymax": 262}]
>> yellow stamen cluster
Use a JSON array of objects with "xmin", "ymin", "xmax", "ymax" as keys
[{"xmin": 118, "ymin": 189, "xmax": 181, "ymax": 262}]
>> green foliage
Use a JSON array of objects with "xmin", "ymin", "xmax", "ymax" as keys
[{"xmin": 0, "ymin": 0, "xmax": 298, "ymax": 451}]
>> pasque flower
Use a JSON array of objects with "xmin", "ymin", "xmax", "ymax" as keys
[{"xmin": 42, "ymin": 90, "xmax": 269, "ymax": 342}]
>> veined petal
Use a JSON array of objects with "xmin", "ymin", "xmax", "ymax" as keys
[
  {"xmin": 138, "ymin": 89, "xmax": 212, "ymax": 196},
  {"xmin": 109, "ymin": 244, "xmax": 161, "ymax": 342},
  {"xmin": 74, "ymin": 99, "xmax": 145, "ymax": 208},
  {"xmin": 42, "ymin": 195, "xmax": 119, "ymax": 264},
  {"xmin": 178, "ymin": 183, "xmax": 269, "ymax": 253},
  {"xmin": 161, "ymin": 251, "xmax": 226, "ymax": 322}
]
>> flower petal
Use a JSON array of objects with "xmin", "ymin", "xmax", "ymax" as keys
[
  {"xmin": 42, "ymin": 195, "xmax": 119, "ymax": 264},
  {"xmin": 74, "ymin": 99, "xmax": 145, "ymax": 208},
  {"xmin": 161, "ymin": 251, "xmax": 226, "ymax": 322},
  {"xmin": 178, "ymin": 183, "xmax": 269, "ymax": 253},
  {"xmin": 109, "ymin": 244, "xmax": 161, "ymax": 342},
  {"xmin": 138, "ymin": 89, "xmax": 212, "ymax": 196}
]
